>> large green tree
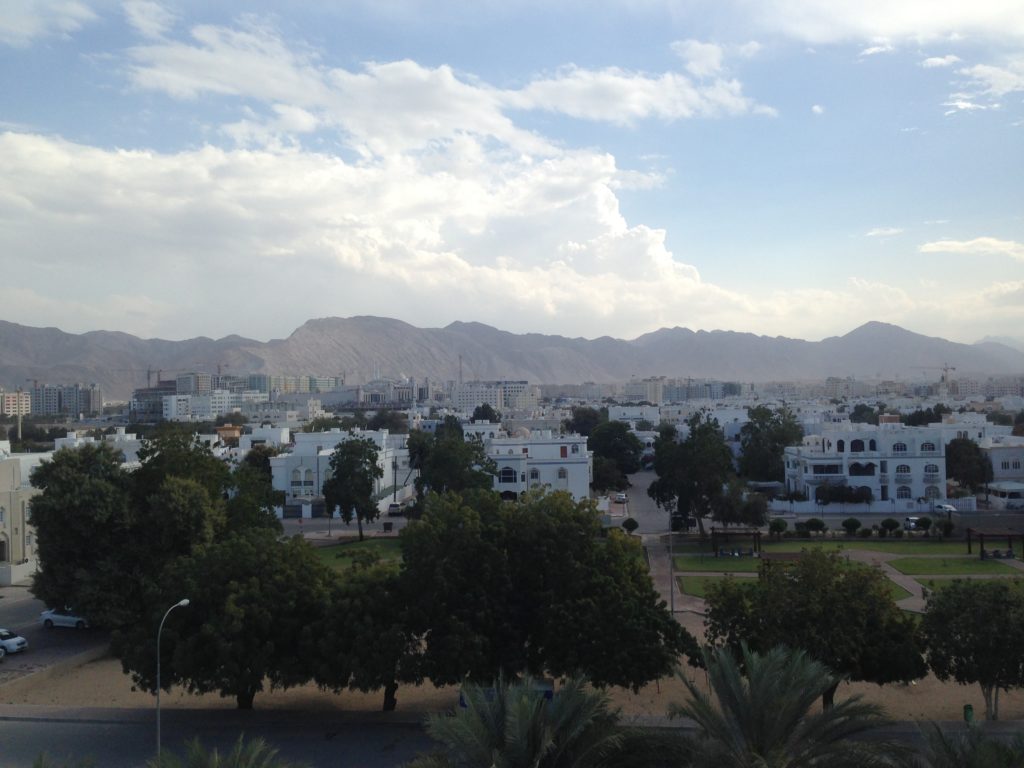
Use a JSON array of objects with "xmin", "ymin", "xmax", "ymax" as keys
[
  {"xmin": 945, "ymin": 437, "xmax": 993, "ymax": 492},
  {"xmin": 704, "ymin": 549, "xmax": 926, "ymax": 709},
  {"xmin": 562, "ymin": 406, "xmax": 606, "ymax": 437},
  {"xmin": 672, "ymin": 645, "xmax": 905, "ymax": 768},
  {"xmin": 401, "ymin": 490, "xmax": 695, "ymax": 693},
  {"xmin": 132, "ymin": 425, "xmax": 231, "ymax": 508},
  {"xmin": 416, "ymin": 431, "xmax": 496, "ymax": 499},
  {"xmin": 588, "ymin": 421, "xmax": 643, "ymax": 479},
  {"xmin": 921, "ymin": 579, "xmax": 1024, "ymax": 720},
  {"xmin": 29, "ymin": 443, "xmax": 136, "ymax": 626},
  {"xmin": 471, "ymin": 403, "xmax": 500, "ymax": 423},
  {"xmin": 648, "ymin": 412, "xmax": 734, "ymax": 534},
  {"xmin": 737, "ymin": 405, "xmax": 802, "ymax": 482},
  {"xmin": 322, "ymin": 437, "xmax": 384, "ymax": 541},
  {"xmin": 116, "ymin": 529, "xmax": 330, "ymax": 710}
]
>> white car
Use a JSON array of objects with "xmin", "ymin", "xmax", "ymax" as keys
[
  {"xmin": 39, "ymin": 608, "xmax": 89, "ymax": 629},
  {"xmin": 934, "ymin": 504, "xmax": 957, "ymax": 514},
  {"xmin": 614, "ymin": 492, "xmax": 628, "ymax": 504},
  {"xmin": 0, "ymin": 628, "xmax": 28, "ymax": 659}
]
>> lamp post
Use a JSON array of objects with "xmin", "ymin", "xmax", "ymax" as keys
[
  {"xmin": 392, "ymin": 458, "xmax": 398, "ymax": 502},
  {"xmin": 156, "ymin": 598, "xmax": 190, "ymax": 765}
]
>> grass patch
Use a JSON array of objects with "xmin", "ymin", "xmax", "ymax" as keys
[
  {"xmin": 315, "ymin": 538, "xmax": 402, "ymax": 572},
  {"xmin": 888, "ymin": 557, "xmax": 1018, "ymax": 576},
  {"xmin": 677, "ymin": 574, "xmax": 755, "ymax": 598},
  {"xmin": 760, "ymin": 539, "xmax": 968, "ymax": 556},
  {"xmin": 885, "ymin": 580, "xmax": 913, "ymax": 601},
  {"xmin": 674, "ymin": 554, "xmax": 761, "ymax": 573},
  {"xmin": 922, "ymin": 577, "xmax": 1024, "ymax": 592}
]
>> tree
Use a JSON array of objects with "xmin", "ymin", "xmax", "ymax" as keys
[
  {"xmin": 841, "ymin": 517, "xmax": 861, "ymax": 536},
  {"xmin": 648, "ymin": 412, "xmax": 734, "ymax": 535},
  {"xmin": 922, "ymin": 579, "xmax": 1024, "ymax": 720},
  {"xmin": 622, "ymin": 517, "xmax": 639, "ymax": 535},
  {"xmin": 946, "ymin": 437, "xmax": 993, "ymax": 492},
  {"xmin": 322, "ymin": 438, "xmax": 384, "ymax": 541},
  {"xmin": 151, "ymin": 735, "xmax": 303, "ymax": 768},
  {"xmin": 738, "ymin": 405, "xmax": 803, "ymax": 482},
  {"xmin": 410, "ymin": 676, "xmax": 677, "ymax": 768},
  {"xmin": 132, "ymin": 426, "xmax": 231, "ymax": 509},
  {"xmin": 367, "ymin": 408, "xmax": 408, "ymax": 433},
  {"xmin": 563, "ymin": 406, "xmax": 606, "ymax": 437},
  {"xmin": 116, "ymin": 530, "xmax": 330, "ymax": 710},
  {"xmin": 710, "ymin": 479, "xmax": 768, "ymax": 528},
  {"xmin": 29, "ymin": 443, "xmax": 137, "ymax": 627},
  {"xmin": 768, "ymin": 518, "xmax": 788, "ymax": 539},
  {"xmin": 849, "ymin": 403, "xmax": 879, "ymax": 425},
  {"xmin": 417, "ymin": 432, "xmax": 496, "ymax": 499},
  {"xmin": 671, "ymin": 645, "xmax": 904, "ymax": 768},
  {"xmin": 226, "ymin": 463, "xmax": 284, "ymax": 533},
  {"xmin": 588, "ymin": 421, "xmax": 642, "ymax": 477},
  {"xmin": 591, "ymin": 455, "xmax": 628, "ymax": 493},
  {"xmin": 400, "ymin": 490, "xmax": 696, "ymax": 694},
  {"xmin": 303, "ymin": 415, "xmax": 344, "ymax": 432},
  {"xmin": 241, "ymin": 443, "xmax": 279, "ymax": 482},
  {"xmin": 470, "ymin": 403, "xmax": 500, "ymax": 423},
  {"xmin": 704, "ymin": 549, "xmax": 926, "ymax": 709},
  {"xmin": 918, "ymin": 721, "xmax": 1024, "ymax": 768},
  {"xmin": 904, "ymin": 404, "xmax": 951, "ymax": 427}
]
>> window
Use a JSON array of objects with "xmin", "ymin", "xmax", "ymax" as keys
[
  {"xmin": 571, "ymin": 444, "xmax": 579, "ymax": 454},
  {"xmin": 560, "ymin": 446, "xmax": 568, "ymax": 458},
  {"xmin": 893, "ymin": 442, "xmax": 907, "ymax": 453},
  {"xmin": 557, "ymin": 468, "xmax": 568, "ymax": 480},
  {"xmin": 499, "ymin": 467, "xmax": 517, "ymax": 484},
  {"xmin": 1014, "ymin": 460, "xmax": 1022, "ymax": 470},
  {"xmin": 924, "ymin": 464, "xmax": 939, "ymax": 473},
  {"xmin": 869, "ymin": 439, "xmax": 877, "ymax": 451},
  {"xmin": 921, "ymin": 442, "xmax": 936, "ymax": 452},
  {"xmin": 896, "ymin": 464, "xmax": 911, "ymax": 474},
  {"xmin": 925, "ymin": 485, "xmax": 940, "ymax": 500},
  {"xmin": 897, "ymin": 486, "xmax": 912, "ymax": 499},
  {"xmin": 529, "ymin": 468, "xmax": 539, "ymax": 481},
  {"xmin": 1003, "ymin": 461, "xmax": 1011, "ymax": 470},
  {"xmin": 851, "ymin": 439, "xmax": 865, "ymax": 452},
  {"xmin": 837, "ymin": 440, "xmax": 845, "ymax": 453}
]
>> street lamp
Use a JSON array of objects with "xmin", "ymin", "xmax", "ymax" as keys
[{"xmin": 156, "ymin": 598, "xmax": 190, "ymax": 765}]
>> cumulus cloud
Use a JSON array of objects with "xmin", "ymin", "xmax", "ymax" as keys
[
  {"xmin": 920, "ymin": 237, "xmax": 1024, "ymax": 260},
  {"xmin": 671, "ymin": 39, "xmax": 724, "ymax": 77},
  {"xmin": 0, "ymin": 0, "xmax": 96, "ymax": 47},
  {"xmin": 811, "ymin": 104, "xmax": 825, "ymax": 114},
  {"xmin": 860, "ymin": 40, "xmax": 894, "ymax": 56},
  {"xmin": 865, "ymin": 227, "xmax": 903, "ymax": 236},
  {"xmin": 960, "ymin": 58, "xmax": 1024, "ymax": 97},
  {"xmin": 921, "ymin": 54, "xmax": 960, "ymax": 67}
]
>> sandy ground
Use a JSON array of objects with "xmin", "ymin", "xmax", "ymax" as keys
[{"xmin": 4, "ymin": 611, "xmax": 1022, "ymax": 723}]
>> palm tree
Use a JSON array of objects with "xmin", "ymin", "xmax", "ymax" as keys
[
  {"xmin": 671, "ymin": 645, "xmax": 906, "ymax": 768},
  {"xmin": 918, "ymin": 722, "xmax": 1024, "ymax": 768},
  {"xmin": 149, "ymin": 735, "xmax": 304, "ymax": 768},
  {"xmin": 408, "ymin": 675, "xmax": 688, "ymax": 768}
]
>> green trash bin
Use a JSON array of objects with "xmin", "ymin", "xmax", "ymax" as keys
[{"xmin": 963, "ymin": 704, "xmax": 974, "ymax": 723}]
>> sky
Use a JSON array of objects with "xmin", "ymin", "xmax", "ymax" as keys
[{"xmin": 1, "ymin": 1, "xmax": 1022, "ymax": 345}]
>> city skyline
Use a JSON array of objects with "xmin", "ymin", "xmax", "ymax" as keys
[{"xmin": 1, "ymin": 0, "xmax": 1022, "ymax": 344}]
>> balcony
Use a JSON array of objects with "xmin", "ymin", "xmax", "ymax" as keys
[
  {"xmin": 924, "ymin": 473, "xmax": 940, "ymax": 483},
  {"xmin": 894, "ymin": 474, "xmax": 912, "ymax": 483}
]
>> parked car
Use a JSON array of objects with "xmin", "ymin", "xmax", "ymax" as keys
[
  {"xmin": 387, "ymin": 503, "xmax": 404, "ymax": 517},
  {"xmin": 934, "ymin": 504, "xmax": 957, "ymax": 514},
  {"xmin": 0, "ymin": 628, "xmax": 28, "ymax": 659},
  {"xmin": 903, "ymin": 517, "xmax": 920, "ymax": 531},
  {"xmin": 614, "ymin": 492, "xmax": 628, "ymax": 504},
  {"xmin": 39, "ymin": 608, "xmax": 89, "ymax": 629}
]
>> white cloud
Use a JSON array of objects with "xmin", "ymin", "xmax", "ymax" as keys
[
  {"xmin": 921, "ymin": 54, "xmax": 960, "ymax": 67},
  {"xmin": 920, "ymin": 236, "xmax": 1024, "ymax": 260},
  {"xmin": 0, "ymin": 0, "xmax": 96, "ymax": 47},
  {"xmin": 811, "ymin": 104, "xmax": 825, "ymax": 114},
  {"xmin": 865, "ymin": 227, "xmax": 903, "ymax": 237},
  {"xmin": 860, "ymin": 40, "xmax": 894, "ymax": 56},
  {"xmin": 960, "ymin": 58, "xmax": 1024, "ymax": 97},
  {"xmin": 671, "ymin": 39, "xmax": 724, "ymax": 77},
  {"xmin": 123, "ymin": 0, "xmax": 176, "ymax": 39}
]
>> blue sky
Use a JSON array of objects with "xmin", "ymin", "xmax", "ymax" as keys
[{"xmin": 1, "ymin": 0, "xmax": 1021, "ymax": 344}]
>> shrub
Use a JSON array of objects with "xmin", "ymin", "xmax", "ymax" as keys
[
  {"xmin": 622, "ymin": 517, "xmax": 639, "ymax": 535},
  {"xmin": 917, "ymin": 516, "xmax": 933, "ymax": 534},
  {"xmin": 841, "ymin": 517, "xmax": 861, "ymax": 536},
  {"xmin": 892, "ymin": 529, "xmax": 904, "ymax": 538},
  {"xmin": 769, "ymin": 518, "xmax": 788, "ymax": 538},
  {"xmin": 880, "ymin": 518, "xmax": 900, "ymax": 535},
  {"xmin": 804, "ymin": 517, "xmax": 827, "ymax": 536},
  {"xmin": 857, "ymin": 527, "xmax": 873, "ymax": 538}
]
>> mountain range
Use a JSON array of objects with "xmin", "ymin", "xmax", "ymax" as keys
[{"xmin": 2, "ymin": 317, "xmax": 1022, "ymax": 402}]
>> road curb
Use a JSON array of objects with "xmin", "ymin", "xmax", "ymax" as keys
[{"xmin": 0, "ymin": 643, "xmax": 110, "ymax": 697}]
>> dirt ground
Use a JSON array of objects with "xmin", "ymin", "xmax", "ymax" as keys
[{"xmin": 5, "ymin": 611, "xmax": 1022, "ymax": 722}]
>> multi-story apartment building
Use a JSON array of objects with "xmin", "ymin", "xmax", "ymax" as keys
[
  {"xmin": 0, "ymin": 390, "xmax": 30, "ymax": 417},
  {"xmin": 785, "ymin": 422, "xmax": 947, "ymax": 504},
  {"xmin": 176, "ymin": 372, "xmax": 213, "ymax": 396},
  {"xmin": 27, "ymin": 383, "xmax": 102, "ymax": 417}
]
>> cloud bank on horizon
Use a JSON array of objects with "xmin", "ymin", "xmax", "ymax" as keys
[{"xmin": 0, "ymin": 0, "xmax": 1021, "ymax": 344}]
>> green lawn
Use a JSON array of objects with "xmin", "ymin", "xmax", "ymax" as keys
[
  {"xmin": 314, "ymin": 538, "xmax": 402, "ymax": 572},
  {"xmin": 922, "ymin": 577, "xmax": 1024, "ymax": 592},
  {"xmin": 673, "ymin": 554, "xmax": 761, "ymax": 573},
  {"xmin": 760, "ymin": 539, "xmax": 969, "ymax": 556},
  {"xmin": 888, "ymin": 557, "xmax": 1018, "ymax": 576},
  {"xmin": 677, "ymin": 572, "xmax": 912, "ymax": 601}
]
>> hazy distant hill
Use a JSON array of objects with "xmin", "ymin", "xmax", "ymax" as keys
[
  {"xmin": 1, "ymin": 317, "xmax": 1022, "ymax": 401},
  {"xmin": 979, "ymin": 335, "xmax": 1024, "ymax": 353}
]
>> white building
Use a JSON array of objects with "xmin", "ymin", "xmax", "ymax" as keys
[
  {"xmin": 785, "ymin": 422, "xmax": 947, "ymax": 505},
  {"xmin": 487, "ymin": 431, "xmax": 591, "ymax": 502},
  {"xmin": 981, "ymin": 436, "xmax": 1024, "ymax": 483},
  {"xmin": 0, "ymin": 447, "xmax": 48, "ymax": 586}
]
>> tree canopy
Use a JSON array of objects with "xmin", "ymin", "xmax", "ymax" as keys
[
  {"xmin": 704, "ymin": 549, "xmax": 926, "ymax": 708},
  {"xmin": 946, "ymin": 437, "xmax": 993, "ymax": 492},
  {"xmin": 922, "ymin": 579, "xmax": 1024, "ymax": 720},
  {"xmin": 562, "ymin": 406, "xmax": 606, "ymax": 437},
  {"xmin": 322, "ymin": 437, "xmax": 384, "ymax": 540},
  {"xmin": 588, "ymin": 421, "xmax": 643, "ymax": 479},
  {"xmin": 737, "ymin": 405, "xmax": 802, "ymax": 482},
  {"xmin": 471, "ymin": 403, "xmax": 500, "ymax": 423}
]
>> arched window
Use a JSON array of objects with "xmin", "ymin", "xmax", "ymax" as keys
[
  {"xmin": 925, "ymin": 485, "xmax": 941, "ymax": 500},
  {"xmin": 850, "ymin": 439, "xmax": 865, "ymax": 452},
  {"xmin": 921, "ymin": 442, "xmax": 936, "ymax": 452},
  {"xmin": 897, "ymin": 486, "xmax": 912, "ymax": 499},
  {"xmin": 925, "ymin": 464, "xmax": 940, "ymax": 474},
  {"xmin": 869, "ymin": 439, "xmax": 877, "ymax": 451},
  {"xmin": 557, "ymin": 468, "xmax": 568, "ymax": 480},
  {"xmin": 291, "ymin": 469, "xmax": 301, "ymax": 483},
  {"xmin": 896, "ymin": 464, "xmax": 911, "ymax": 474},
  {"xmin": 499, "ymin": 467, "xmax": 517, "ymax": 484},
  {"xmin": 836, "ymin": 439, "xmax": 845, "ymax": 453},
  {"xmin": 892, "ymin": 442, "xmax": 907, "ymax": 453},
  {"xmin": 529, "ymin": 468, "xmax": 540, "ymax": 481}
]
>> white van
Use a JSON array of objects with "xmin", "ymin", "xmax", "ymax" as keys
[{"xmin": 903, "ymin": 517, "xmax": 920, "ymax": 531}]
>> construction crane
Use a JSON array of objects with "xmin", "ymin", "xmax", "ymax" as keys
[{"xmin": 913, "ymin": 364, "xmax": 957, "ymax": 386}]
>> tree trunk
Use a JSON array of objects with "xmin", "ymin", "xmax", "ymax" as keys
[
  {"xmin": 236, "ymin": 689, "xmax": 256, "ymax": 709},
  {"xmin": 981, "ymin": 684, "xmax": 995, "ymax": 721},
  {"xmin": 357, "ymin": 513, "xmax": 364, "ymax": 542},
  {"xmin": 382, "ymin": 681, "xmax": 398, "ymax": 712},
  {"xmin": 822, "ymin": 681, "xmax": 839, "ymax": 711}
]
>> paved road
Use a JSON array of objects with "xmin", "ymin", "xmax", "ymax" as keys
[
  {"xmin": 0, "ymin": 708, "xmax": 434, "ymax": 767},
  {"xmin": 619, "ymin": 470, "xmax": 671, "ymax": 534}
]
